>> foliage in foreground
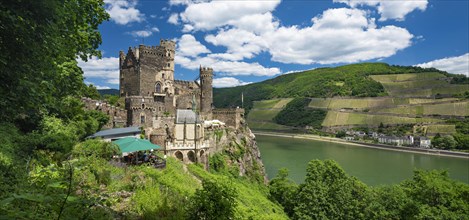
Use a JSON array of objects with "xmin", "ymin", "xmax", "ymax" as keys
[{"xmin": 269, "ymin": 160, "xmax": 469, "ymax": 220}]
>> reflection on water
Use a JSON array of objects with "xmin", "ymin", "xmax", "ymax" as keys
[{"xmin": 257, "ymin": 135, "xmax": 469, "ymax": 186}]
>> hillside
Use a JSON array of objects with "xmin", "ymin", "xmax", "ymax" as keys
[
  {"xmin": 213, "ymin": 63, "xmax": 451, "ymax": 110},
  {"xmin": 98, "ymin": 89, "xmax": 120, "ymax": 96},
  {"xmin": 217, "ymin": 63, "xmax": 469, "ymax": 150}
]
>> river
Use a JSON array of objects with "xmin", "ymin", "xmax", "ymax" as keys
[{"xmin": 256, "ymin": 134, "xmax": 469, "ymax": 186}]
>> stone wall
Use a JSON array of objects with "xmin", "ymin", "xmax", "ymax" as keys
[
  {"xmin": 213, "ymin": 108, "xmax": 245, "ymax": 129},
  {"xmin": 81, "ymin": 97, "xmax": 127, "ymax": 129}
]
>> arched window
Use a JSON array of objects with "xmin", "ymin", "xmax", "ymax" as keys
[
  {"xmin": 140, "ymin": 114, "xmax": 145, "ymax": 124},
  {"xmin": 155, "ymin": 82, "xmax": 162, "ymax": 93}
]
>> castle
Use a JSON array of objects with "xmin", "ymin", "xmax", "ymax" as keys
[{"xmin": 99, "ymin": 39, "xmax": 245, "ymax": 164}]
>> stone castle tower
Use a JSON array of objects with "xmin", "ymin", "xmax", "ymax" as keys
[
  {"xmin": 199, "ymin": 66, "xmax": 213, "ymax": 119},
  {"xmin": 118, "ymin": 39, "xmax": 213, "ymax": 128}
]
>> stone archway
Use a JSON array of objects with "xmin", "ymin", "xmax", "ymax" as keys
[
  {"xmin": 199, "ymin": 150, "xmax": 205, "ymax": 165},
  {"xmin": 187, "ymin": 151, "xmax": 196, "ymax": 163},
  {"xmin": 175, "ymin": 151, "xmax": 183, "ymax": 161}
]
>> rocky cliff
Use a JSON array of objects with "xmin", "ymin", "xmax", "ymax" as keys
[{"xmin": 205, "ymin": 126, "xmax": 268, "ymax": 183}]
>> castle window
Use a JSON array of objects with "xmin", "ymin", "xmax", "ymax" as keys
[
  {"xmin": 162, "ymin": 73, "xmax": 165, "ymax": 79},
  {"xmin": 140, "ymin": 114, "xmax": 145, "ymax": 124},
  {"xmin": 142, "ymin": 104, "xmax": 145, "ymax": 109},
  {"xmin": 167, "ymin": 63, "xmax": 170, "ymax": 67},
  {"xmin": 175, "ymin": 88, "xmax": 179, "ymax": 95},
  {"xmin": 155, "ymin": 82, "xmax": 162, "ymax": 93}
]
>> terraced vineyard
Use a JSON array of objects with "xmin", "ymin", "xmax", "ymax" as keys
[
  {"xmin": 372, "ymin": 101, "xmax": 469, "ymax": 116},
  {"xmin": 424, "ymin": 124, "xmax": 457, "ymax": 135},
  {"xmin": 321, "ymin": 111, "xmax": 443, "ymax": 127},
  {"xmin": 370, "ymin": 73, "xmax": 469, "ymax": 97},
  {"xmin": 308, "ymin": 97, "xmax": 459, "ymax": 109},
  {"xmin": 240, "ymin": 68, "xmax": 468, "ymax": 134},
  {"xmin": 246, "ymin": 99, "xmax": 292, "ymax": 131}
]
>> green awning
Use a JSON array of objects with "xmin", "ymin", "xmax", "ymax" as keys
[{"xmin": 112, "ymin": 137, "xmax": 161, "ymax": 153}]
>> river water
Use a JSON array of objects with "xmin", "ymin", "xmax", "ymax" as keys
[{"xmin": 256, "ymin": 134, "xmax": 469, "ymax": 186}]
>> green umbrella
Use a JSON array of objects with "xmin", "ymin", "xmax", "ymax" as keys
[{"xmin": 112, "ymin": 137, "xmax": 161, "ymax": 153}]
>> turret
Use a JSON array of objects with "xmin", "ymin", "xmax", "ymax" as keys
[
  {"xmin": 119, "ymin": 50, "xmax": 125, "ymax": 68},
  {"xmin": 199, "ymin": 66, "xmax": 213, "ymax": 117}
]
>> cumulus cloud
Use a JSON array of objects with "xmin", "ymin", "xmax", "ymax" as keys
[
  {"xmin": 179, "ymin": 0, "xmax": 281, "ymax": 31},
  {"xmin": 171, "ymin": 1, "xmax": 415, "ymax": 72},
  {"xmin": 168, "ymin": 13, "xmax": 179, "ymax": 24},
  {"xmin": 266, "ymin": 8, "xmax": 413, "ymax": 64},
  {"xmin": 202, "ymin": 8, "xmax": 412, "ymax": 65},
  {"xmin": 177, "ymin": 34, "xmax": 211, "ymax": 57},
  {"xmin": 77, "ymin": 57, "xmax": 120, "ymax": 85},
  {"xmin": 416, "ymin": 53, "xmax": 469, "ymax": 77},
  {"xmin": 205, "ymin": 28, "xmax": 267, "ymax": 61},
  {"xmin": 176, "ymin": 54, "xmax": 280, "ymax": 76},
  {"xmin": 334, "ymin": 0, "xmax": 428, "ymax": 21},
  {"xmin": 213, "ymin": 77, "xmax": 252, "ymax": 88},
  {"xmin": 104, "ymin": 0, "xmax": 144, "ymax": 25},
  {"xmin": 128, "ymin": 27, "xmax": 159, "ymax": 38},
  {"xmin": 130, "ymin": 30, "xmax": 152, "ymax": 37}
]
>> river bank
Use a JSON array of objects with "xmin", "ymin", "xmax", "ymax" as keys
[{"xmin": 254, "ymin": 131, "xmax": 469, "ymax": 159}]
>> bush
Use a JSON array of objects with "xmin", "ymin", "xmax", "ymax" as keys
[
  {"xmin": 186, "ymin": 179, "xmax": 237, "ymax": 220},
  {"xmin": 72, "ymin": 139, "xmax": 120, "ymax": 159}
]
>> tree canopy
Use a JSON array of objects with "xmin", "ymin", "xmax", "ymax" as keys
[{"xmin": 0, "ymin": 0, "xmax": 109, "ymax": 130}]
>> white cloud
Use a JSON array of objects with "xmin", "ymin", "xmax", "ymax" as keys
[
  {"xmin": 175, "ymin": 54, "xmax": 280, "ymax": 76},
  {"xmin": 77, "ymin": 57, "xmax": 120, "ymax": 85},
  {"xmin": 129, "ymin": 27, "xmax": 160, "ymax": 38},
  {"xmin": 213, "ymin": 77, "xmax": 252, "ymax": 88},
  {"xmin": 179, "ymin": 0, "xmax": 281, "ymax": 31},
  {"xmin": 265, "ymin": 8, "xmax": 413, "ymax": 64},
  {"xmin": 205, "ymin": 28, "xmax": 267, "ymax": 61},
  {"xmin": 168, "ymin": 13, "xmax": 179, "ymax": 25},
  {"xmin": 172, "ymin": 2, "xmax": 414, "ymax": 72},
  {"xmin": 104, "ymin": 0, "xmax": 144, "ymax": 25},
  {"xmin": 177, "ymin": 34, "xmax": 211, "ymax": 57},
  {"xmin": 416, "ymin": 53, "xmax": 469, "ymax": 77},
  {"xmin": 334, "ymin": 0, "xmax": 428, "ymax": 21},
  {"xmin": 96, "ymin": 85, "xmax": 112, "ymax": 90},
  {"xmin": 130, "ymin": 30, "xmax": 153, "ymax": 37},
  {"xmin": 169, "ymin": 0, "xmax": 207, "ymax": 6}
]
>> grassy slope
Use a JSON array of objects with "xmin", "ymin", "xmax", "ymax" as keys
[{"xmin": 107, "ymin": 157, "xmax": 286, "ymax": 219}]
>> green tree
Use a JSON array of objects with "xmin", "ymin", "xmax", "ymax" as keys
[
  {"xmin": 432, "ymin": 135, "xmax": 457, "ymax": 150},
  {"xmin": 269, "ymin": 168, "xmax": 297, "ymax": 217},
  {"xmin": 293, "ymin": 160, "xmax": 371, "ymax": 220},
  {"xmin": 186, "ymin": 179, "xmax": 237, "ymax": 220},
  {"xmin": 0, "ymin": 0, "xmax": 109, "ymax": 129},
  {"xmin": 400, "ymin": 170, "xmax": 469, "ymax": 219},
  {"xmin": 335, "ymin": 130, "xmax": 346, "ymax": 138}
]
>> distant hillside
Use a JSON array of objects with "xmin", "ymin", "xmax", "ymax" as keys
[
  {"xmin": 98, "ymin": 88, "xmax": 119, "ymax": 96},
  {"xmin": 213, "ymin": 63, "xmax": 447, "ymax": 110}
]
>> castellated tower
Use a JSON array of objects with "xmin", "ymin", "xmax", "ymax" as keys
[
  {"xmin": 199, "ymin": 66, "xmax": 213, "ymax": 119},
  {"xmin": 119, "ymin": 39, "xmax": 176, "ymax": 97}
]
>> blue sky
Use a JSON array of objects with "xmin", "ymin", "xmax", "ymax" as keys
[{"xmin": 78, "ymin": 0, "xmax": 469, "ymax": 89}]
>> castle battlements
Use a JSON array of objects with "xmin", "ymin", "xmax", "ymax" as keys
[{"xmin": 174, "ymin": 79, "xmax": 196, "ymax": 85}]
